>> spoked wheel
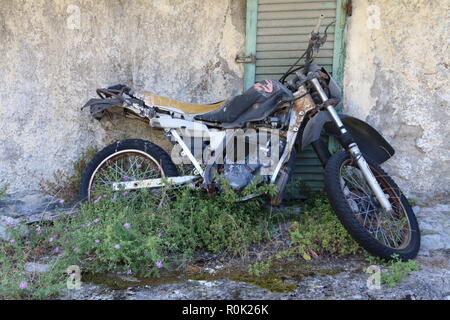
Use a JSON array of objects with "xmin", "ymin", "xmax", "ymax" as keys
[
  {"xmin": 79, "ymin": 139, "xmax": 178, "ymax": 202},
  {"xmin": 325, "ymin": 151, "xmax": 420, "ymax": 260}
]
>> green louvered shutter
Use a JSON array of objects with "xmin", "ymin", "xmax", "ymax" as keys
[
  {"xmin": 244, "ymin": 0, "xmax": 347, "ymax": 196},
  {"xmin": 255, "ymin": 0, "xmax": 336, "ymax": 83}
]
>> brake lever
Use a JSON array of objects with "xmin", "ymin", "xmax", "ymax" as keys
[
  {"xmin": 321, "ymin": 20, "xmax": 335, "ymax": 43},
  {"xmin": 312, "ymin": 20, "xmax": 336, "ymax": 56}
]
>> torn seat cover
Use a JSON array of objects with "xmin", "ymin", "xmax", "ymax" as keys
[{"xmin": 194, "ymin": 80, "xmax": 293, "ymax": 126}]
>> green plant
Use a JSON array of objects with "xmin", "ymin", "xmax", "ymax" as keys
[
  {"xmin": 289, "ymin": 194, "xmax": 361, "ymax": 259},
  {"xmin": 39, "ymin": 146, "xmax": 98, "ymax": 203},
  {"xmin": 248, "ymin": 260, "xmax": 272, "ymax": 277},
  {"xmin": 0, "ymin": 224, "xmax": 67, "ymax": 299},
  {"xmin": 0, "ymin": 184, "xmax": 8, "ymax": 200},
  {"xmin": 381, "ymin": 254, "xmax": 420, "ymax": 287},
  {"xmin": 407, "ymin": 197, "xmax": 418, "ymax": 207},
  {"xmin": 364, "ymin": 253, "xmax": 385, "ymax": 266},
  {"xmin": 0, "ymin": 181, "xmax": 279, "ymax": 299},
  {"xmin": 284, "ymin": 177, "xmax": 306, "ymax": 201}
]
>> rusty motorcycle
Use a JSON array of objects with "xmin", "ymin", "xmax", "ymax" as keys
[{"xmin": 80, "ymin": 15, "xmax": 420, "ymax": 260}]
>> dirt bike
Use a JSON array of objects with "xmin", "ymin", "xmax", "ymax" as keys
[{"xmin": 80, "ymin": 15, "xmax": 420, "ymax": 260}]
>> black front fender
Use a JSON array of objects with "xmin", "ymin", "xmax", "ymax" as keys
[{"xmin": 301, "ymin": 111, "xmax": 395, "ymax": 164}]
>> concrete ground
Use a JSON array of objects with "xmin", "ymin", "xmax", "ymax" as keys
[{"xmin": 59, "ymin": 250, "xmax": 449, "ymax": 300}]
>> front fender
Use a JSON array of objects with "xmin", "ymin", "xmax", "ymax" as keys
[{"xmin": 301, "ymin": 111, "xmax": 395, "ymax": 164}]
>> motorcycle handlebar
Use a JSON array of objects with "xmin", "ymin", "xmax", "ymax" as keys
[{"xmin": 279, "ymin": 15, "xmax": 331, "ymax": 84}]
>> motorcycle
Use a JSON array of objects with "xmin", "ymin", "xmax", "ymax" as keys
[{"xmin": 80, "ymin": 15, "xmax": 420, "ymax": 260}]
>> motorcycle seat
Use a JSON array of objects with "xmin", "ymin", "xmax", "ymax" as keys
[
  {"xmin": 142, "ymin": 91, "xmax": 226, "ymax": 114},
  {"xmin": 194, "ymin": 80, "xmax": 293, "ymax": 126}
]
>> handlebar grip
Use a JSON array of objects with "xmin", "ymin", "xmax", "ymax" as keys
[{"xmin": 313, "ymin": 14, "xmax": 325, "ymax": 33}]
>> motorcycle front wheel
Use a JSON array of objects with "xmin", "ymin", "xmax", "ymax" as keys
[
  {"xmin": 79, "ymin": 139, "xmax": 179, "ymax": 202},
  {"xmin": 324, "ymin": 151, "xmax": 420, "ymax": 260}
]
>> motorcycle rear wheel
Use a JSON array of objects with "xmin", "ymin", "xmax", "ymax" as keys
[
  {"xmin": 79, "ymin": 139, "xmax": 178, "ymax": 202},
  {"xmin": 324, "ymin": 150, "xmax": 420, "ymax": 260}
]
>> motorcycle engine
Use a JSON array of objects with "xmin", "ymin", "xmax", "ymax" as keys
[
  {"xmin": 221, "ymin": 137, "xmax": 286, "ymax": 190},
  {"xmin": 222, "ymin": 163, "xmax": 261, "ymax": 190}
]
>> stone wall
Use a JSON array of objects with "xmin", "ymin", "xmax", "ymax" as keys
[
  {"xmin": 343, "ymin": 0, "xmax": 449, "ymax": 199},
  {"xmin": 0, "ymin": 0, "xmax": 245, "ymax": 194}
]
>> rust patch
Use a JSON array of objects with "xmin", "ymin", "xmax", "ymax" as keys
[{"xmin": 290, "ymin": 86, "xmax": 316, "ymax": 132}]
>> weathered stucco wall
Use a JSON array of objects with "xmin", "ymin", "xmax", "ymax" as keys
[
  {"xmin": 344, "ymin": 0, "xmax": 449, "ymax": 199},
  {"xmin": 0, "ymin": 0, "xmax": 245, "ymax": 194},
  {"xmin": 1, "ymin": 0, "xmax": 448, "ymax": 201}
]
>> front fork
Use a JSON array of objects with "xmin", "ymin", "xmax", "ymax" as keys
[{"xmin": 309, "ymin": 77, "xmax": 393, "ymax": 213}]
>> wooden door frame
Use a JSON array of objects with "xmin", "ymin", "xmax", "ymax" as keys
[{"xmin": 243, "ymin": 0, "xmax": 258, "ymax": 90}]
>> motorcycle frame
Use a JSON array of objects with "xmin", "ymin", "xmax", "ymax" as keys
[
  {"xmin": 102, "ymin": 76, "xmax": 393, "ymax": 212},
  {"xmin": 87, "ymin": 13, "xmax": 396, "ymax": 214},
  {"xmin": 110, "ymin": 85, "xmax": 317, "ymax": 198}
]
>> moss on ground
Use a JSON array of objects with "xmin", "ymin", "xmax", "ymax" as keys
[{"xmin": 85, "ymin": 255, "xmax": 346, "ymax": 293}]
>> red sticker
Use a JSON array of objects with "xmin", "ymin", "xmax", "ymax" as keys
[{"xmin": 254, "ymin": 80, "xmax": 273, "ymax": 94}]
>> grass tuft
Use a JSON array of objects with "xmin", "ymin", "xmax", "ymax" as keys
[{"xmin": 39, "ymin": 147, "xmax": 98, "ymax": 203}]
